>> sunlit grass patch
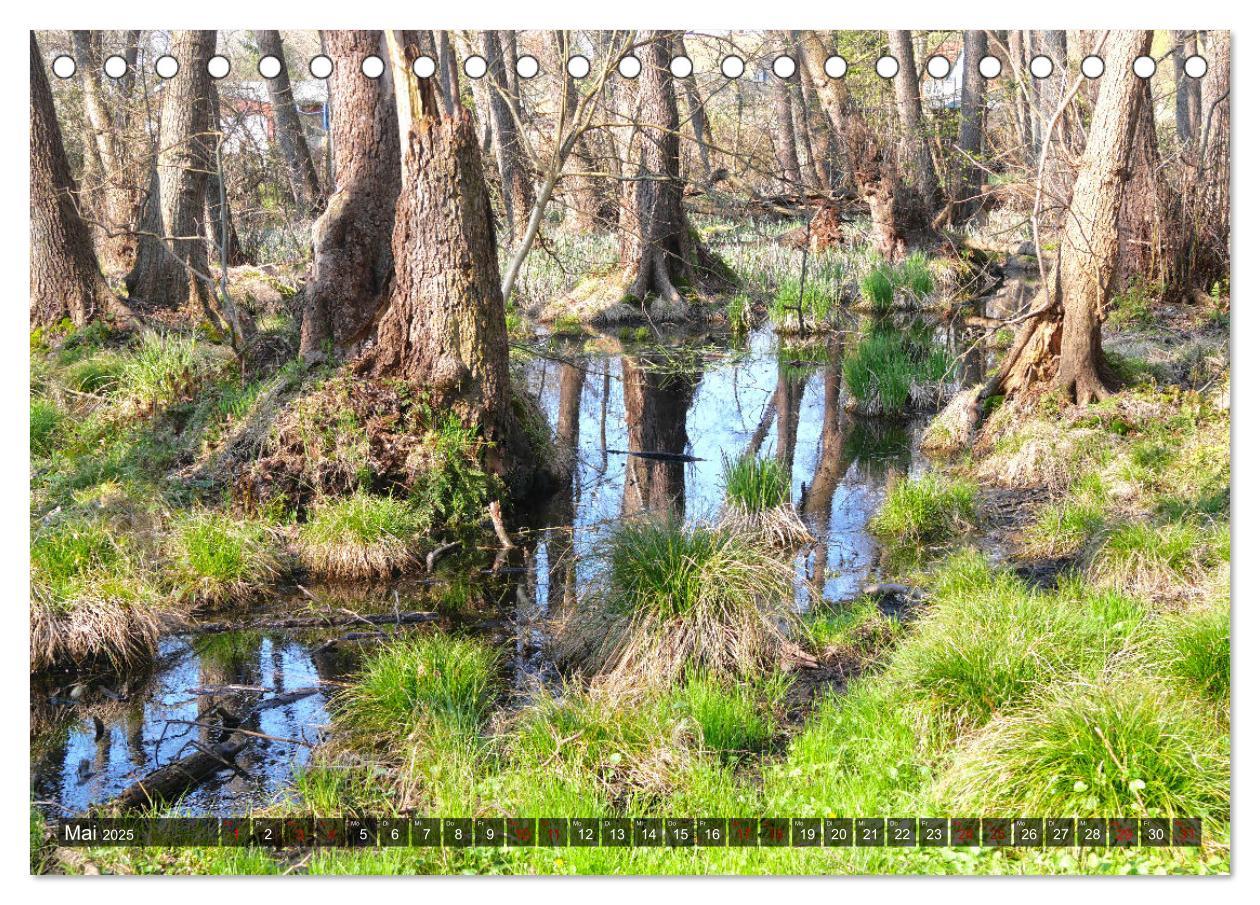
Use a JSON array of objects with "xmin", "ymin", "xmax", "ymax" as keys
[
  {"xmin": 934, "ymin": 677, "xmax": 1229, "ymax": 826},
  {"xmin": 1087, "ymin": 520, "xmax": 1213, "ymax": 599},
  {"xmin": 334, "ymin": 633, "xmax": 500, "ymax": 742},
  {"xmin": 770, "ymin": 279, "xmax": 834, "ymax": 332},
  {"xmin": 552, "ymin": 518, "xmax": 802, "ymax": 685},
  {"xmin": 672, "ymin": 671, "xmax": 783, "ymax": 760},
  {"xmin": 167, "ymin": 511, "xmax": 284, "ymax": 606},
  {"xmin": 297, "ymin": 492, "xmax": 429, "ymax": 578},
  {"xmin": 1025, "ymin": 474, "xmax": 1108, "ymax": 557},
  {"xmin": 30, "ymin": 398, "xmax": 61, "ymax": 456},
  {"xmin": 869, "ymin": 473, "xmax": 977, "ymax": 550},
  {"xmin": 30, "ymin": 517, "xmax": 163, "ymax": 671},
  {"xmin": 1144, "ymin": 602, "xmax": 1230, "ymax": 705},
  {"xmin": 859, "ymin": 264, "xmax": 895, "ymax": 312},
  {"xmin": 63, "ymin": 352, "xmax": 125, "ymax": 394},
  {"xmin": 114, "ymin": 330, "xmax": 225, "ymax": 412},
  {"xmin": 802, "ymin": 597, "xmax": 904, "ymax": 664},
  {"xmin": 842, "ymin": 324, "xmax": 953, "ymax": 415}
]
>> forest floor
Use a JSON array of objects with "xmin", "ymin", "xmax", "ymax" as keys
[{"xmin": 30, "ymin": 217, "xmax": 1231, "ymax": 875}]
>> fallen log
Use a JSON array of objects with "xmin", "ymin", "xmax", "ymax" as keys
[
  {"xmin": 114, "ymin": 738, "xmax": 247, "ymax": 810},
  {"xmin": 179, "ymin": 610, "xmax": 439, "ymax": 636}
]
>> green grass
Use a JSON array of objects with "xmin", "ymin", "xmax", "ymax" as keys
[
  {"xmin": 335, "ymin": 633, "xmax": 500, "ymax": 740},
  {"xmin": 1025, "ymin": 474, "xmax": 1108, "ymax": 556},
  {"xmin": 770, "ymin": 280, "xmax": 833, "ymax": 329},
  {"xmin": 869, "ymin": 473, "xmax": 977, "ymax": 548},
  {"xmin": 115, "ymin": 330, "xmax": 220, "ymax": 410},
  {"xmin": 408, "ymin": 416, "xmax": 500, "ymax": 541},
  {"xmin": 721, "ymin": 453, "xmax": 791, "ymax": 512},
  {"xmin": 859, "ymin": 265, "xmax": 895, "ymax": 311},
  {"xmin": 1147, "ymin": 602, "xmax": 1230, "ymax": 704},
  {"xmin": 1088, "ymin": 520, "xmax": 1209, "ymax": 596},
  {"xmin": 935, "ymin": 676, "xmax": 1229, "ymax": 821},
  {"xmin": 673, "ymin": 672, "xmax": 781, "ymax": 759},
  {"xmin": 63, "ymin": 352, "xmax": 124, "ymax": 394},
  {"xmin": 896, "ymin": 252, "xmax": 936, "ymax": 297},
  {"xmin": 883, "ymin": 552, "xmax": 1144, "ymax": 730},
  {"xmin": 298, "ymin": 492, "xmax": 429, "ymax": 578},
  {"xmin": 726, "ymin": 294, "xmax": 753, "ymax": 334},
  {"xmin": 30, "ymin": 398, "xmax": 61, "ymax": 455},
  {"xmin": 168, "ymin": 511, "xmax": 283, "ymax": 605},
  {"xmin": 554, "ymin": 518, "xmax": 800, "ymax": 683}
]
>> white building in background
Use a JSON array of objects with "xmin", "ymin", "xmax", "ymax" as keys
[
  {"xmin": 218, "ymin": 79, "xmax": 328, "ymax": 154},
  {"xmin": 922, "ymin": 43, "xmax": 965, "ymax": 111}
]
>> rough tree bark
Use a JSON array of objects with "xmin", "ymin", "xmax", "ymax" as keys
[
  {"xmin": 793, "ymin": 31, "xmax": 844, "ymax": 192},
  {"xmin": 300, "ymin": 30, "xmax": 401, "ymax": 363},
  {"xmin": 356, "ymin": 32, "xmax": 542, "ymax": 494},
  {"xmin": 770, "ymin": 32, "xmax": 803, "ymax": 192},
  {"xmin": 673, "ymin": 33, "xmax": 714, "ymax": 185},
  {"xmin": 254, "ymin": 30, "xmax": 326, "ymax": 216},
  {"xmin": 30, "ymin": 33, "xmax": 116, "ymax": 327},
  {"xmin": 1006, "ymin": 31, "xmax": 1037, "ymax": 169},
  {"xmin": 800, "ymin": 30, "xmax": 910, "ymax": 259},
  {"xmin": 1173, "ymin": 31, "xmax": 1202, "ymax": 147},
  {"xmin": 204, "ymin": 80, "xmax": 247, "ymax": 268},
  {"xmin": 991, "ymin": 30, "xmax": 1154, "ymax": 406},
  {"xmin": 124, "ymin": 30, "xmax": 219, "ymax": 324},
  {"xmin": 788, "ymin": 73, "xmax": 824, "ymax": 193},
  {"xmin": 71, "ymin": 30, "xmax": 139, "ymax": 272},
  {"xmin": 481, "ymin": 30, "xmax": 535, "ymax": 242},
  {"xmin": 554, "ymin": 31, "xmax": 614, "ymax": 231},
  {"xmin": 614, "ymin": 31, "xmax": 732, "ymax": 305},
  {"xmin": 956, "ymin": 30, "xmax": 987, "ymax": 220},
  {"xmin": 888, "ymin": 30, "xmax": 939, "ymax": 216}
]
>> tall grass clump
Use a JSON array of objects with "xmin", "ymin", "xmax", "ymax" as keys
[
  {"xmin": 334, "ymin": 633, "xmax": 500, "ymax": 741},
  {"xmin": 115, "ymin": 331, "xmax": 220, "ymax": 411},
  {"xmin": 718, "ymin": 452, "xmax": 811, "ymax": 547},
  {"xmin": 859, "ymin": 265, "xmax": 895, "ymax": 312},
  {"xmin": 31, "ymin": 398, "xmax": 61, "ymax": 455},
  {"xmin": 672, "ymin": 672, "xmax": 780, "ymax": 760},
  {"xmin": 842, "ymin": 324, "xmax": 952, "ymax": 415},
  {"xmin": 298, "ymin": 492, "xmax": 429, "ymax": 578},
  {"xmin": 30, "ymin": 518, "xmax": 162, "ymax": 670},
  {"xmin": 552, "ymin": 518, "xmax": 802, "ymax": 685},
  {"xmin": 869, "ymin": 473, "xmax": 977, "ymax": 549},
  {"xmin": 725, "ymin": 294, "xmax": 753, "ymax": 335},
  {"xmin": 1146, "ymin": 603, "xmax": 1230, "ymax": 704},
  {"xmin": 883, "ymin": 553, "xmax": 1144, "ymax": 731},
  {"xmin": 167, "ymin": 511, "xmax": 284, "ymax": 606},
  {"xmin": 1087, "ymin": 520, "xmax": 1210, "ymax": 598},
  {"xmin": 896, "ymin": 252, "xmax": 935, "ymax": 298},
  {"xmin": 770, "ymin": 280, "xmax": 833, "ymax": 332},
  {"xmin": 934, "ymin": 677, "xmax": 1229, "ymax": 825}
]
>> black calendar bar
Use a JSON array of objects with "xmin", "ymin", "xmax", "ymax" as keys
[{"xmin": 51, "ymin": 816, "xmax": 1204, "ymax": 849}]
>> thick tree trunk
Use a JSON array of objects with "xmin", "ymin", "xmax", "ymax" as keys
[
  {"xmin": 436, "ymin": 31, "xmax": 461, "ymax": 118},
  {"xmin": 204, "ymin": 81, "xmax": 247, "ymax": 268},
  {"xmin": 789, "ymin": 75, "xmax": 824, "ymax": 193},
  {"xmin": 300, "ymin": 30, "xmax": 401, "ymax": 363},
  {"xmin": 480, "ymin": 31, "xmax": 535, "ymax": 243},
  {"xmin": 993, "ymin": 31, "xmax": 1153, "ymax": 406},
  {"xmin": 956, "ymin": 30, "xmax": 987, "ymax": 219},
  {"xmin": 357, "ymin": 33, "xmax": 541, "ymax": 495},
  {"xmin": 888, "ymin": 30, "xmax": 939, "ymax": 215},
  {"xmin": 71, "ymin": 30, "xmax": 138, "ymax": 272},
  {"xmin": 254, "ymin": 30, "xmax": 326, "ymax": 216},
  {"xmin": 30, "ymin": 33, "xmax": 115, "ymax": 328},
  {"xmin": 615, "ymin": 31, "xmax": 731, "ymax": 304},
  {"xmin": 793, "ymin": 31, "xmax": 844, "ymax": 192},
  {"xmin": 800, "ymin": 30, "xmax": 909, "ymax": 259},
  {"xmin": 125, "ymin": 30, "xmax": 217, "ymax": 321}
]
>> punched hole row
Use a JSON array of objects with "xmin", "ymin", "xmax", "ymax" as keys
[{"xmin": 48, "ymin": 50, "xmax": 1211, "ymax": 83}]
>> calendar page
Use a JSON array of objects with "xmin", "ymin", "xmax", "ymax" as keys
[{"xmin": 28, "ymin": 26, "xmax": 1230, "ymax": 878}]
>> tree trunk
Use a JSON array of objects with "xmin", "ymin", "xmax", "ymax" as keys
[
  {"xmin": 789, "ymin": 74, "xmax": 824, "ymax": 193},
  {"xmin": 204, "ymin": 81, "xmax": 247, "ymax": 268},
  {"xmin": 888, "ymin": 30, "xmax": 939, "ymax": 215},
  {"xmin": 992, "ymin": 31, "xmax": 1153, "ymax": 406},
  {"xmin": 956, "ymin": 30, "xmax": 987, "ymax": 219},
  {"xmin": 1173, "ymin": 31, "xmax": 1203, "ymax": 146},
  {"xmin": 1006, "ymin": 31, "xmax": 1036, "ymax": 168},
  {"xmin": 71, "ymin": 30, "xmax": 138, "ymax": 272},
  {"xmin": 124, "ymin": 30, "xmax": 217, "ymax": 321},
  {"xmin": 615, "ymin": 31, "xmax": 731, "ymax": 305},
  {"xmin": 799, "ymin": 30, "xmax": 909, "ymax": 259},
  {"xmin": 436, "ymin": 31, "xmax": 461, "ymax": 118},
  {"xmin": 30, "ymin": 33, "xmax": 115, "ymax": 328},
  {"xmin": 793, "ymin": 31, "xmax": 843, "ymax": 192},
  {"xmin": 553, "ymin": 32, "xmax": 614, "ymax": 232},
  {"xmin": 300, "ymin": 30, "xmax": 401, "ymax": 363},
  {"xmin": 254, "ymin": 30, "xmax": 325, "ymax": 216},
  {"xmin": 672, "ymin": 33, "xmax": 714, "ymax": 185},
  {"xmin": 770, "ymin": 33, "xmax": 802, "ymax": 192},
  {"xmin": 480, "ymin": 30, "xmax": 535, "ymax": 242},
  {"xmin": 356, "ymin": 32, "xmax": 541, "ymax": 495}
]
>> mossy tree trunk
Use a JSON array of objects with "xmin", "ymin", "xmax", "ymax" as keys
[
  {"xmin": 356, "ymin": 32, "xmax": 540, "ymax": 494},
  {"xmin": 30, "ymin": 33, "xmax": 115, "ymax": 328},
  {"xmin": 254, "ymin": 30, "xmax": 326, "ymax": 217},
  {"xmin": 992, "ymin": 30, "xmax": 1153, "ymax": 406},
  {"xmin": 300, "ymin": 30, "xmax": 401, "ymax": 364},
  {"xmin": 616, "ymin": 30, "xmax": 730, "ymax": 305}
]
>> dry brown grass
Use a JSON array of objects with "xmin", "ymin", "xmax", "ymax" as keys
[
  {"xmin": 717, "ymin": 503, "xmax": 813, "ymax": 549},
  {"xmin": 30, "ymin": 596, "xmax": 165, "ymax": 672}
]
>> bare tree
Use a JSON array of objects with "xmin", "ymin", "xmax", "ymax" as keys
[
  {"xmin": 888, "ymin": 30, "xmax": 939, "ymax": 215},
  {"xmin": 480, "ymin": 30, "xmax": 535, "ymax": 242},
  {"xmin": 956, "ymin": 30, "xmax": 988, "ymax": 219},
  {"xmin": 254, "ymin": 30, "xmax": 326, "ymax": 216}
]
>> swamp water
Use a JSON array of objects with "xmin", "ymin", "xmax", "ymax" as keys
[{"xmin": 33, "ymin": 320, "xmax": 979, "ymax": 817}]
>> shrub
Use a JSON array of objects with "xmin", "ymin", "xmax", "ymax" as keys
[
  {"xmin": 168, "ymin": 511, "xmax": 283, "ymax": 605},
  {"xmin": 935, "ymin": 677, "xmax": 1229, "ymax": 824},
  {"xmin": 869, "ymin": 473, "xmax": 977, "ymax": 548},
  {"xmin": 336, "ymin": 633, "xmax": 500, "ymax": 739},
  {"xmin": 298, "ymin": 492, "xmax": 429, "ymax": 578},
  {"xmin": 552, "ymin": 518, "xmax": 801, "ymax": 684}
]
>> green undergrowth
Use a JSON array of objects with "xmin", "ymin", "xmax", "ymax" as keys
[{"xmin": 842, "ymin": 319, "xmax": 953, "ymax": 414}]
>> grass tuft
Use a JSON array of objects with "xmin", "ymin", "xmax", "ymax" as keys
[
  {"xmin": 869, "ymin": 473, "xmax": 977, "ymax": 549},
  {"xmin": 298, "ymin": 492, "xmax": 429, "ymax": 579},
  {"xmin": 167, "ymin": 511, "xmax": 284, "ymax": 606}
]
